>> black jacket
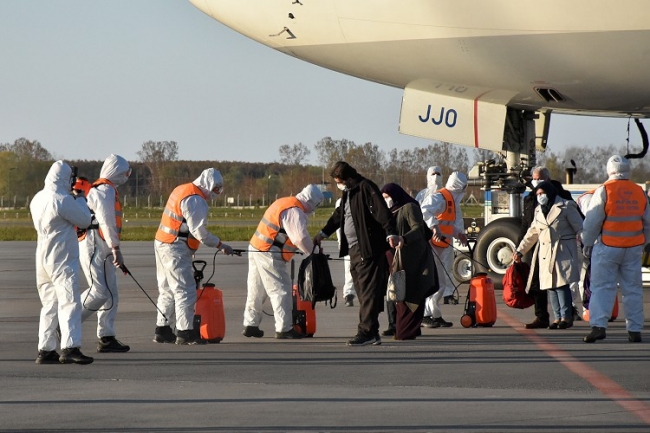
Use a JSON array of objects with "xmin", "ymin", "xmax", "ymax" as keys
[{"xmin": 322, "ymin": 176, "xmax": 397, "ymax": 259}]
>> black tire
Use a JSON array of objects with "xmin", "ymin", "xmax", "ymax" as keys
[
  {"xmin": 452, "ymin": 253, "xmax": 473, "ymax": 283},
  {"xmin": 474, "ymin": 217, "xmax": 522, "ymax": 289}
]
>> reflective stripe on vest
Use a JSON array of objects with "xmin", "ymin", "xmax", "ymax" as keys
[
  {"xmin": 250, "ymin": 197, "xmax": 306, "ymax": 262},
  {"xmin": 601, "ymin": 179, "xmax": 646, "ymax": 248},
  {"xmin": 155, "ymin": 183, "xmax": 204, "ymax": 250},
  {"xmin": 430, "ymin": 188, "xmax": 455, "ymax": 248},
  {"xmin": 91, "ymin": 178, "xmax": 122, "ymax": 242}
]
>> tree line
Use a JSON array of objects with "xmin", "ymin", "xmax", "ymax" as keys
[{"xmin": 1, "ymin": 137, "xmax": 648, "ymax": 208}]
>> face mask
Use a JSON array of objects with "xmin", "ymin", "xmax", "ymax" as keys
[
  {"xmin": 531, "ymin": 179, "xmax": 541, "ymax": 188},
  {"xmin": 537, "ymin": 194, "xmax": 549, "ymax": 205},
  {"xmin": 384, "ymin": 197, "xmax": 394, "ymax": 208},
  {"xmin": 336, "ymin": 183, "xmax": 346, "ymax": 191},
  {"xmin": 113, "ymin": 174, "xmax": 129, "ymax": 186}
]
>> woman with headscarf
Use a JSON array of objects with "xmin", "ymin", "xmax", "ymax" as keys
[
  {"xmin": 381, "ymin": 183, "xmax": 438, "ymax": 340},
  {"xmin": 513, "ymin": 181, "xmax": 583, "ymax": 329}
]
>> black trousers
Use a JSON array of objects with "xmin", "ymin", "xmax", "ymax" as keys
[
  {"xmin": 528, "ymin": 262, "xmax": 549, "ymax": 322},
  {"xmin": 348, "ymin": 244, "xmax": 388, "ymax": 338}
]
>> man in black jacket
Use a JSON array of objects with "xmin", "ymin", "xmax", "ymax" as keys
[
  {"xmin": 314, "ymin": 161, "xmax": 402, "ymax": 346},
  {"xmin": 521, "ymin": 166, "xmax": 576, "ymax": 329}
]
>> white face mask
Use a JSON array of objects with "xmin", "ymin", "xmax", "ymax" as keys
[
  {"xmin": 531, "ymin": 179, "xmax": 542, "ymax": 188},
  {"xmin": 537, "ymin": 194, "xmax": 549, "ymax": 205},
  {"xmin": 384, "ymin": 197, "xmax": 394, "ymax": 208},
  {"xmin": 336, "ymin": 183, "xmax": 346, "ymax": 191}
]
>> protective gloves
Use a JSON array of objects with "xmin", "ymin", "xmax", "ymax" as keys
[
  {"xmin": 112, "ymin": 247, "xmax": 124, "ymax": 268},
  {"xmin": 219, "ymin": 243, "xmax": 233, "ymax": 255}
]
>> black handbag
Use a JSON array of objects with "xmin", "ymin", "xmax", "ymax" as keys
[{"xmin": 298, "ymin": 246, "xmax": 337, "ymax": 308}]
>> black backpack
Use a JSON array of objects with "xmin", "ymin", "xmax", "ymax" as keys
[{"xmin": 298, "ymin": 246, "xmax": 337, "ymax": 308}]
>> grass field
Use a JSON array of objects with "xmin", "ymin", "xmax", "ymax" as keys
[{"xmin": 0, "ymin": 204, "xmax": 485, "ymax": 241}]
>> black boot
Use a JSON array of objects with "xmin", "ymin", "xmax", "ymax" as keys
[
  {"xmin": 59, "ymin": 347, "xmax": 94, "ymax": 364},
  {"xmin": 583, "ymin": 327, "xmax": 606, "ymax": 343},
  {"xmin": 35, "ymin": 350, "xmax": 60, "ymax": 365},
  {"xmin": 97, "ymin": 336, "xmax": 130, "ymax": 353},
  {"xmin": 175, "ymin": 329, "xmax": 206, "ymax": 345},
  {"xmin": 153, "ymin": 326, "xmax": 177, "ymax": 343}
]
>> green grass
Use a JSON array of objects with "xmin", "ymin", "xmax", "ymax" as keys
[{"xmin": 0, "ymin": 204, "xmax": 486, "ymax": 241}]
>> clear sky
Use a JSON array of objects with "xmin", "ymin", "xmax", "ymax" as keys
[{"xmin": 0, "ymin": 0, "xmax": 640, "ymax": 165}]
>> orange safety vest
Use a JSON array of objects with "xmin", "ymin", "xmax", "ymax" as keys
[
  {"xmin": 250, "ymin": 197, "xmax": 306, "ymax": 262},
  {"xmin": 78, "ymin": 178, "xmax": 122, "ymax": 242},
  {"xmin": 430, "ymin": 188, "xmax": 455, "ymax": 248},
  {"xmin": 601, "ymin": 179, "xmax": 646, "ymax": 248},
  {"xmin": 156, "ymin": 183, "xmax": 204, "ymax": 251}
]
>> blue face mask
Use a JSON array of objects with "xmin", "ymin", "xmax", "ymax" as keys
[{"xmin": 537, "ymin": 194, "xmax": 549, "ymax": 205}]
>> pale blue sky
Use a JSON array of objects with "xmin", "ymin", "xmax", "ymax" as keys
[{"xmin": 0, "ymin": 0, "xmax": 639, "ymax": 165}]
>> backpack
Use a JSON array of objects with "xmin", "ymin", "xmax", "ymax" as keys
[
  {"xmin": 298, "ymin": 246, "xmax": 337, "ymax": 308},
  {"xmin": 502, "ymin": 261, "xmax": 534, "ymax": 309}
]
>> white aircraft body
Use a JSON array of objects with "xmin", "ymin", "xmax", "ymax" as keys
[{"xmin": 189, "ymin": 0, "xmax": 650, "ymax": 151}]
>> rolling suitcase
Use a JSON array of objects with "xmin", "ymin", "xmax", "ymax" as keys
[
  {"xmin": 461, "ymin": 273, "xmax": 497, "ymax": 328},
  {"xmin": 292, "ymin": 284, "xmax": 316, "ymax": 337},
  {"xmin": 195, "ymin": 283, "xmax": 226, "ymax": 343}
]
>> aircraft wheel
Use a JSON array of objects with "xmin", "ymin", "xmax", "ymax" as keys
[{"xmin": 474, "ymin": 218, "xmax": 521, "ymax": 289}]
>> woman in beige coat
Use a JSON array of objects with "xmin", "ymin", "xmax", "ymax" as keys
[{"xmin": 513, "ymin": 181, "xmax": 583, "ymax": 329}]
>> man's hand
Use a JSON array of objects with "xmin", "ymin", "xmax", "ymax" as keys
[
  {"xmin": 313, "ymin": 232, "xmax": 325, "ymax": 246},
  {"xmin": 388, "ymin": 235, "xmax": 404, "ymax": 249},
  {"xmin": 219, "ymin": 243, "xmax": 233, "ymax": 255},
  {"xmin": 457, "ymin": 233, "xmax": 468, "ymax": 247},
  {"xmin": 583, "ymin": 246, "xmax": 592, "ymax": 259},
  {"xmin": 112, "ymin": 248, "xmax": 124, "ymax": 268}
]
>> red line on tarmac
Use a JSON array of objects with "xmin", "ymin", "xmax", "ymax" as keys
[{"xmin": 499, "ymin": 310, "xmax": 650, "ymax": 424}]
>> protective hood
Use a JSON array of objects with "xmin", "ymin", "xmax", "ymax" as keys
[
  {"xmin": 606, "ymin": 155, "xmax": 631, "ymax": 180},
  {"xmin": 192, "ymin": 168, "xmax": 224, "ymax": 198},
  {"xmin": 446, "ymin": 171, "xmax": 468, "ymax": 193},
  {"xmin": 99, "ymin": 154, "xmax": 130, "ymax": 186},
  {"xmin": 44, "ymin": 160, "xmax": 73, "ymax": 193},
  {"xmin": 295, "ymin": 184, "xmax": 324, "ymax": 214},
  {"xmin": 426, "ymin": 165, "xmax": 443, "ymax": 190}
]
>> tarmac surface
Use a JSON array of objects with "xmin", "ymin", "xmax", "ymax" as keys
[{"xmin": 0, "ymin": 241, "xmax": 649, "ymax": 433}]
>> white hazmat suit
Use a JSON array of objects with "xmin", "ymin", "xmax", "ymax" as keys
[
  {"xmin": 30, "ymin": 161, "xmax": 92, "ymax": 353},
  {"xmin": 155, "ymin": 168, "xmax": 232, "ymax": 339},
  {"xmin": 581, "ymin": 156, "xmax": 650, "ymax": 337},
  {"xmin": 421, "ymin": 172, "xmax": 468, "ymax": 320},
  {"xmin": 244, "ymin": 184, "xmax": 324, "ymax": 334},
  {"xmin": 79, "ymin": 154, "xmax": 131, "ymax": 348},
  {"xmin": 415, "ymin": 166, "xmax": 444, "ymax": 204}
]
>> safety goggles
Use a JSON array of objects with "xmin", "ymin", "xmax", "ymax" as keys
[{"xmin": 212, "ymin": 184, "xmax": 224, "ymax": 195}]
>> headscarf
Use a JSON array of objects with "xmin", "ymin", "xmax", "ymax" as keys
[
  {"xmin": 381, "ymin": 183, "xmax": 418, "ymax": 212},
  {"xmin": 535, "ymin": 180, "xmax": 558, "ymax": 217}
]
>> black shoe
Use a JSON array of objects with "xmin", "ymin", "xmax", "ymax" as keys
[
  {"xmin": 97, "ymin": 336, "xmax": 130, "ymax": 353},
  {"xmin": 59, "ymin": 347, "xmax": 94, "ymax": 365},
  {"xmin": 381, "ymin": 328, "xmax": 396, "ymax": 337},
  {"xmin": 421, "ymin": 316, "xmax": 440, "ymax": 328},
  {"xmin": 242, "ymin": 326, "xmax": 264, "ymax": 338},
  {"xmin": 548, "ymin": 321, "xmax": 559, "ymax": 330},
  {"xmin": 558, "ymin": 320, "xmax": 573, "ymax": 329},
  {"xmin": 583, "ymin": 326, "xmax": 607, "ymax": 343},
  {"xmin": 347, "ymin": 334, "xmax": 381, "ymax": 346},
  {"xmin": 153, "ymin": 326, "xmax": 176, "ymax": 344},
  {"xmin": 525, "ymin": 318, "xmax": 550, "ymax": 329},
  {"xmin": 628, "ymin": 331, "xmax": 642, "ymax": 343},
  {"xmin": 344, "ymin": 295, "xmax": 354, "ymax": 307},
  {"xmin": 35, "ymin": 350, "xmax": 60, "ymax": 365},
  {"xmin": 175, "ymin": 329, "xmax": 206, "ymax": 345},
  {"xmin": 433, "ymin": 317, "xmax": 453, "ymax": 328},
  {"xmin": 275, "ymin": 329, "xmax": 304, "ymax": 339}
]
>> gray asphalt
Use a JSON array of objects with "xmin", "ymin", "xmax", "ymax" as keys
[{"xmin": 0, "ymin": 241, "xmax": 649, "ymax": 433}]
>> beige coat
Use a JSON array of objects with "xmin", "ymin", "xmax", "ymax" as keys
[{"xmin": 516, "ymin": 197, "xmax": 583, "ymax": 291}]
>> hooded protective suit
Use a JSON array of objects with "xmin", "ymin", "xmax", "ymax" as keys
[
  {"xmin": 155, "ymin": 168, "xmax": 231, "ymax": 336},
  {"xmin": 581, "ymin": 156, "xmax": 650, "ymax": 333},
  {"xmin": 79, "ymin": 154, "xmax": 130, "ymax": 342},
  {"xmin": 30, "ymin": 161, "xmax": 92, "ymax": 351},
  {"xmin": 244, "ymin": 184, "xmax": 324, "ymax": 334},
  {"xmin": 421, "ymin": 172, "xmax": 468, "ymax": 319},
  {"xmin": 415, "ymin": 166, "xmax": 443, "ymax": 204}
]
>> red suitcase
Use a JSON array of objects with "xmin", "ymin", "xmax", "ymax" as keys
[
  {"xmin": 292, "ymin": 284, "xmax": 316, "ymax": 337},
  {"xmin": 461, "ymin": 273, "xmax": 498, "ymax": 328}
]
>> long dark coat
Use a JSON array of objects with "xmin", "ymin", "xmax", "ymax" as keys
[{"xmin": 393, "ymin": 202, "xmax": 438, "ymax": 310}]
